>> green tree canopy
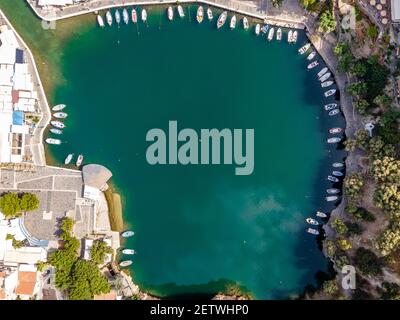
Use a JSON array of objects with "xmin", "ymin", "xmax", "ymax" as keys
[{"xmin": 90, "ymin": 240, "xmax": 113, "ymax": 265}]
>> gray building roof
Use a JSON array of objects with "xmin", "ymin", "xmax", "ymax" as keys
[{"xmin": 82, "ymin": 164, "xmax": 112, "ymax": 189}]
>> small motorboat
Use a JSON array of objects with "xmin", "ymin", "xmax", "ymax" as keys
[
  {"xmin": 276, "ymin": 27, "xmax": 282, "ymax": 40},
  {"xmin": 123, "ymin": 8, "xmax": 129, "ymax": 24},
  {"xmin": 50, "ymin": 128, "xmax": 62, "ymax": 135},
  {"xmin": 131, "ymin": 8, "xmax": 137, "ymax": 23},
  {"xmin": 329, "ymin": 127, "xmax": 343, "ymax": 134},
  {"xmin": 332, "ymin": 171, "xmax": 343, "ymax": 177},
  {"xmin": 317, "ymin": 67, "xmax": 328, "ymax": 78},
  {"xmin": 207, "ymin": 7, "xmax": 213, "ymax": 20},
  {"xmin": 255, "ymin": 23, "xmax": 260, "ymax": 35},
  {"xmin": 64, "ymin": 153, "xmax": 73, "ymax": 165},
  {"xmin": 115, "ymin": 9, "xmax": 121, "ymax": 24},
  {"xmin": 243, "ymin": 17, "xmax": 249, "ymax": 30},
  {"xmin": 52, "ymin": 104, "xmax": 66, "ymax": 111},
  {"xmin": 327, "ymin": 188, "xmax": 340, "ymax": 194},
  {"xmin": 122, "ymin": 249, "xmax": 136, "ymax": 255},
  {"xmin": 316, "ymin": 211, "xmax": 327, "ymax": 218},
  {"xmin": 121, "ymin": 230, "xmax": 135, "ymax": 238},
  {"xmin": 319, "ymin": 72, "xmax": 331, "ymax": 82},
  {"xmin": 230, "ymin": 15, "xmax": 237, "ymax": 29},
  {"xmin": 97, "ymin": 15, "xmax": 104, "ymax": 27},
  {"xmin": 321, "ymin": 80, "xmax": 334, "ymax": 88},
  {"xmin": 307, "ymin": 228, "xmax": 319, "ymax": 235},
  {"xmin": 307, "ymin": 51, "xmax": 316, "ymax": 60},
  {"xmin": 326, "ymin": 195, "xmax": 339, "ymax": 202},
  {"xmin": 287, "ymin": 30, "xmax": 293, "ymax": 43},
  {"xmin": 217, "ymin": 11, "xmax": 227, "ymax": 29},
  {"xmin": 333, "ymin": 162, "xmax": 344, "ymax": 168},
  {"xmin": 324, "ymin": 89, "xmax": 336, "ymax": 97},
  {"xmin": 53, "ymin": 112, "xmax": 67, "ymax": 119},
  {"xmin": 327, "ymin": 137, "xmax": 341, "ymax": 144},
  {"xmin": 267, "ymin": 27, "xmax": 275, "ymax": 41},
  {"xmin": 196, "ymin": 6, "xmax": 204, "ymax": 23},
  {"xmin": 167, "ymin": 6, "xmax": 173, "ymax": 21},
  {"xmin": 292, "ymin": 30, "xmax": 298, "ymax": 43},
  {"xmin": 106, "ymin": 11, "xmax": 113, "ymax": 26},
  {"xmin": 177, "ymin": 5, "xmax": 185, "ymax": 18},
  {"xmin": 46, "ymin": 138, "xmax": 61, "ymax": 145},
  {"xmin": 306, "ymin": 217, "xmax": 319, "ymax": 225},
  {"xmin": 307, "ymin": 61, "xmax": 319, "ymax": 69},
  {"xmin": 119, "ymin": 260, "xmax": 133, "ymax": 267},
  {"xmin": 141, "ymin": 8, "xmax": 147, "ymax": 22},
  {"xmin": 51, "ymin": 121, "xmax": 65, "ymax": 129},
  {"xmin": 298, "ymin": 43, "xmax": 311, "ymax": 54},
  {"xmin": 328, "ymin": 175, "xmax": 339, "ymax": 183},
  {"xmin": 76, "ymin": 154, "xmax": 83, "ymax": 167},
  {"xmin": 324, "ymin": 103, "xmax": 338, "ymax": 110},
  {"xmin": 329, "ymin": 109, "xmax": 340, "ymax": 116},
  {"xmin": 261, "ymin": 24, "xmax": 269, "ymax": 34}
]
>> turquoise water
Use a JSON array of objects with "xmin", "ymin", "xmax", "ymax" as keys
[{"xmin": 2, "ymin": 2, "xmax": 345, "ymax": 299}]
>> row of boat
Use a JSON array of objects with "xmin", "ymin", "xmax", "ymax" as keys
[
  {"xmin": 64, "ymin": 153, "xmax": 84, "ymax": 167},
  {"xmin": 46, "ymin": 104, "xmax": 69, "ymax": 145},
  {"xmin": 98, "ymin": 7, "xmax": 147, "ymax": 27},
  {"xmin": 119, "ymin": 230, "xmax": 135, "ymax": 267}
]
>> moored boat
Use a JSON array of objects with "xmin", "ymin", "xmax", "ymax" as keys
[
  {"xmin": 255, "ymin": 23, "xmax": 260, "ymax": 35},
  {"xmin": 119, "ymin": 260, "xmax": 133, "ymax": 267},
  {"xmin": 332, "ymin": 171, "xmax": 344, "ymax": 177},
  {"xmin": 333, "ymin": 162, "xmax": 344, "ymax": 168},
  {"xmin": 53, "ymin": 112, "xmax": 67, "ymax": 119},
  {"xmin": 115, "ymin": 9, "xmax": 121, "ymax": 24},
  {"xmin": 196, "ymin": 6, "xmax": 204, "ymax": 23},
  {"xmin": 97, "ymin": 15, "xmax": 104, "ymax": 27},
  {"xmin": 52, "ymin": 104, "xmax": 66, "ymax": 111},
  {"xmin": 321, "ymin": 80, "xmax": 334, "ymax": 88},
  {"xmin": 131, "ymin": 8, "xmax": 137, "ymax": 23},
  {"xmin": 287, "ymin": 30, "xmax": 293, "ymax": 43},
  {"xmin": 167, "ymin": 6, "xmax": 173, "ymax": 21},
  {"xmin": 207, "ymin": 7, "xmax": 213, "ymax": 20},
  {"xmin": 51, "ymin": 121, "xmax": 65, "ymax": 129},
  {"xmin": 306, "ymin": 217, "xmax": 319, "ymax": 225},
  {"xmin": 307, "ymin": 228, "xmax": 319, "ymax": 235},
  {"xmin": 327, "ymin": 137, "xmax": 341, "ymax": 144},
  {"xmin": 217, "ymin": 11, "xmax": 227, "ymax": 28},
  {"xmin": 106, "ymin": 11, "xmax": 112, "ymax": 26},
  {"xmin": 122, "ymin": 249, "xmax": 136, "ymax": 255},
  {"xmin": 64, "ymin": 153, "xmax": 73, "ymax": 165},
  {"xmin": 50, "ymin": 128, "xmax": 62, "ymax": 135},
  {"xmin": 326, "ymin": 195, "xmax": 338, "ymax": 202},
  {"xmin": 307, "ymin": 51, "xmax": 316, "ymax": 61},
  {"xmin": 292, "ymin": 30, "xmax": 298, "ymax": 43},
  {"xmin": 328, "ymin": 175, "xmax": 339, "ymax": 182},
  {"xmin": 307, "ymin": 61, "xmax": 319, "ymax": 69},
  {"xmin": 276, "ymin": 27, "xmax": 282, "ymax": 40},
  {"xmin": 324, "ymin": 89, "xmax": 336, "ymax": 97},
  {"xmin": 329, "ymin": 127, "xmax": 343, "ymax": 134},
  {"xmin": 327, "ymin": 188, "xmax": 340, "ymax": 194},
  {"xmin": 121, "ymin": 230, "xmax": 135, "ymax": 238},
  {"xmin": 317, "ymin": 67, "xmax": 328, "ymax": 78},
  {"xmin": 230, "ymin": 15, "xmax": 236, "ymax": 29},
  {"xmin": 267, "ymin": 27, "xmax": 275, "ymax": 41},
  {"xmin": 298, "ymin": 43, "xmax": 310, "ymax": 54},
  {"xmin": 46, "ymin": 138, "xmax": 61, "ymax": 145},
  {"xmin": 123, "ymin": 8, "xmax": 129, "ymax": 24},
  {"xmin": 141, "ymin": 8, "xmax": 147, "ymax": 22},
  {"xmin": 319, "ymin": 72, "xmax": 331, "ymax": 82},
  {"xmin": 329, "ymin": 109, "xmax": 340, "ymax": 116},
  {"xmin": 177, "ymin": 5, "xmax": 185, "ymax": 18},
  {"xmin": 76, "ymin": 154, "xmax": 83, "ymax": 167},
  {"xmin": 243, "ymin": 17, "xmax": 249, "ymax": 30},
  {"xmin": 324, "ymin": 103, "xmax": 337, "ymax": 110},
  {"xmin": 316, "ymin": 211, "xmax": 328, "ymax": 218}
]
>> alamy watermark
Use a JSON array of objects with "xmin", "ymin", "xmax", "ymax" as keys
[
  {"xmin": 145, "ymin": 121, "xmax": 255, "ymax": 175},
  {"xmin": 341, "ymin": 265, "xmax": 356, "ymax": 290}
]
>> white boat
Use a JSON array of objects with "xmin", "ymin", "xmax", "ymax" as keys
[
  {"xmin": 327, "ymin": 137, "xmax": 341, "ymax": 144},
  {"xmin": 292, "ymin": 30, "xmax": 298, "ymax": 43},
  {"xmin": 321, "ymin": 80, "xmax": 333, "ymax": 88},
  {"xmin": 46, "ymin": 138, "xmax": 61, "ymax": 145},
  {"xmin": 50, "ymin": 128, "xmax": 62, "ymax": 135},
  {"xmin": 276, "ymin": 27, "xmax": 282, "ymax": 40},
  {"xmin": 121, "ymin": 230, "xmax": 135, "ymax": 238},
  {"xmin": 307, "ymin": 61, "xmax": 319, "ymax": 69},
  {"xmin": 332, "ymin": 171, "xmax": 343, "ymax": 177},
  {"xmin": 267, "ymin": 27, "xmax": 275, "ymax": 41},
  {"xmin": 316, "ymin": 211, "xmax": 327, "ymax": 218},
  {"xmin": 217, "ymin": 11, "xmax": 227, "ymax": 29},
  {"xmin": 306, "ymin": 217, "xmax": 319, "ymax": 225},
  {"xmin": 307, "ymin": 228, "xmax": 319, "ymax": 235},
  {"xmin": 207, "ymin": 7, "xmax": 213, "ymax": 20},
  {"xmin": 123, "ymin": 8, "xmax": 129, "ymax": 24},
  {"xmin": 167, "ymin": 6, "xmax": 173, "ymax": 21},
  {"xmin": 243, "ymin": 17, "xmax": 249, "ymax": 30},
  {"xmin": 324, "ymin": 103, "xmax": 337, "ymax": 110},
  {"xmin": 329, "ymin": 109, "xmax": 340, "ymax": 116},
  {"xmin": 177, "ymin": 5, "xmax": 185, "ymax": 18},
  {"xmin": 327, "ymin": 188, "xmax": 340, "ymax": 194},
  {"xmin": 115, "ymin": 9, "xmax": 121, "ymax": 24},
  {"xmin": 328, "ymin": 175, "xmax": 339, "ymax": 182},
  {"xmin": 119, "ymin": 260, "xmax": 133, "ymax": 267},
  {"xmin": 230, "ymin": 15, "xmax": 236, "ymax": 29},
  {"xmin": 52, "ymin": 104, "xmax": 66, "ymax": 111},
  {"xmin": 317, "ymin": 67, "xmax": 328, "ymax": 78},
  {"xmin": 324, "ymin": 89, "xmax": 336, "ymax": 97},
  {"xmin": 307, "ymin": 51, "xmax": 316, "ymax": 60},
  {"xmin": 106, "ymin": 11, "xmax": 112, "ymax": 26},
  {"xmin": 287, "ymin": 30, "xmax": 293, "ymax": 43},
  {"xmin": 76, "ymin": 154, "xmax": 83, "ymax": 167},
  {"xmin": 51, "ymin": 121, "xmax": 65, "ymax": 129},
  {"xmin": 196, "ymin": 6, "xmax": 204, "ymax": 23},
  {"xmin": 122, "ymin": 249, "xmax": 136, "ymax": 255},
  {"xmin": 326, "ymin": 196, "xmax": 338, "ymax": 202},
  {"xmin": 319, "ymin": 72, "xmax": 331, "ymax": 82},
  {"xmin": 141, "ymin": 9, "xmax": 147, "ymax": 22},
  {"xmin": 329, "ymin": 127, "xmax": 342, "ymax": 134},
  {"xmin": 64, "ymin": 153, "xmax": 73, "ymax": 165},
  {"xmin": 53, "ymin": 112, "xmax": 67, "ymax": 119},
  {"xmin": 261, "ymin": 25, "xmax": 269, "ymax": 34},
  {"xmin": 97, "ymin": 15, "xmax": 104, "ymax": 27},
  {"xmin": 333, "ymin": 162, "xmax": 344, "ymax": 168},
  {"xmin": 298, "ymin": 43, "xmax": 310, "ymax": 54},
  {"xmin": 255, "ymin": 23, "xmax": 260, "ymax": 35},
  {"xmin": 131, "ymin": 8, "xmax": 137, "ymax": 23}
]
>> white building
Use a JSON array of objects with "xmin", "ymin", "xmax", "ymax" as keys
[{"xmin": 392, "ymin": 0, "xmax": 400, "ymax": 22}]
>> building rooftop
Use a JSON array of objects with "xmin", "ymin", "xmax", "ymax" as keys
[{"xmin": 82, "ymin": 164, "xmax": 112, "ymax": 189}]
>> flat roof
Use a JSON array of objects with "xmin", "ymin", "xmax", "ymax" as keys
[{"xmin": 392, "ymin": 0, "xmax": 400, "ymax": 21}]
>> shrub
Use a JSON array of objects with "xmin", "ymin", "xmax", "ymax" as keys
[
  {"xmin": 345, "ymin": 222, "xmax": 363, "ymax": 236},
  {"xmin": 90, "ymin": 240, "xmax": 113, "ymax": 265},
  {"xmin": 354, "ymin": 247, "xmax": 382, "ymax": 276},
  {"xmin": 343, "ymin": 173, "xmax": 364, "ymax": 202},
  {"xmin": 381, "ymin": 282, "xmax": 400, "ymax": 300},
  {"xmin": 331, "ymin": 218, "xmax": 348, "ymax": 235},
  {"xmin": 376, "ymin": 223, "xmax": 400, "ymax": 256},
  {"xmin": 337, "ymin": 238, "xmax": 352, "ymax": 251},
  {"xmin": 322, "ymin": 280, "xmax": 339, "ymax": 296}
]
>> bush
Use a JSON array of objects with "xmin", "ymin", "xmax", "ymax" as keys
[
  {"xmin": 367, "ymin": 136, "xmax": 396, "ymax": 159},
  {"xmin": 345, "ymin": 222, "xmax": 363, "ymax": 236},
  {"xmin": 376, "ymin": 108, "xmax": 400, "ymax": 144},
  {"xmin": 318, "ymin": 10, "xmax": 337, "ymax": 34},
  {"xmin": 0, "ymin": 192, "xmax": 40, "ymax": 218},
  {"xmin": 20, "ymin": 193, "xmax": 39, "ymax": 212},
  {"xmin": 337, "ymin": 238, "xmax": 352, "ymax": 251},
  {"xmin": 381, "ymin": 282, "xmax": 400, "ymax": 300},
  {"xmin": 331, "ymin": 218, "xmax": 348, "ymax": 235},
  {"xmin": 353, "ymin": 99, "xmax": 369, "ymax": 115},
  {"xmin": 371, "ymin": 157, "xmax": 400, "ymax": 184},
  {"xmin": 376, "ymin": 223, "xmax": 400, "ymax": 256},
  {"xmin": 322, "ymin": 280, "xmax": 339, "ymax": 296},
  {"xmin": 354, "ymin": 247, "xmax": 382, "ymax": 276},
  {"xmin": 343, "ymin": 173, "xmax": 364, "ymax": 202},
  {"xmin": 325, "ymin": 239, "xmax": 337, "ymax": 258},
  {"xmin": 90, "ymin": 240, "xmax": 113, "ymax": 265}
]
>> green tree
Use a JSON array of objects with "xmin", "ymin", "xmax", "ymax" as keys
[
  {"xmin": 345, "ymin": 222, "xmax": 363, "ymax": 236},
  {"xmin": 331, "ymin": 218, "xmax": 348, "ymax": 235},
  {"xmin": 376, "ymin": 223, "xmax": 400, "ymax": 256},
  {"xmin": 0, "ymin": 193, "xmax": 21, "ymax": 218},
  {"xmin": 337, "ymin": 238, "xmax": 352, "ymax": 251},
  {"xmin": 368, "ymin": 136, "xmax": 396, "ymax": 159},
  {"xmin": 353, "ymin": 99, "xmax": 369, "ymax": 115},
  {"xmin": 346, "ymin": 81, "xmax": 367, "ymax": 98},
  {"xmin": 371, "ymin": 157, "xmax": 400, "ymax": 184},
  {"xmin": 377, "ymin": 108, "xmax": 400, "ymax": 144},
  {"xmin": 90, "ymin": 240, "xmax": 113, "ymax": 265},
  {"xmin": 343, "ymin": 172, "xmax": 364, "ymax": 202},
  {"xmin": 344, "ymin": 139, "xmax": 357, "ymax": 152},
  {"xmin": 350, "ymin": 62, "xmax": 367, "ymax": 77},
  {"xmin": 20, "ymin": 193, "xmax": 39, "ymax": 212},
  {"xmin": 367, "ymin": 25, "xmax": 378, "ymax": 40},
  {"xmin": 346, "ymin": 205, "xmax": 375, "ymax": 222},
  {"xmin": 381, "ymin": 282, "xmax": 400, "ymax": 300},
  {"xmin": 354, "ymin": 247, "xmax": 382, "ymax": 276},
  {"xmin": 318, "ymin": 10, "xmax": 336, "ymax": 33},
  {"xmin": 374, "ymin": 183, "xmax": 400, "ymax": 218},
  {"xmin": 322, "ymin": 280, "xmax": 339, "ymax": 296},
  {"xmin": 355, "ymin": 129, "xmax": 370, "ymax": 150},
  {"xmin": 373, "ymin": 94, "xmax": 392, "ymax": 110}
]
